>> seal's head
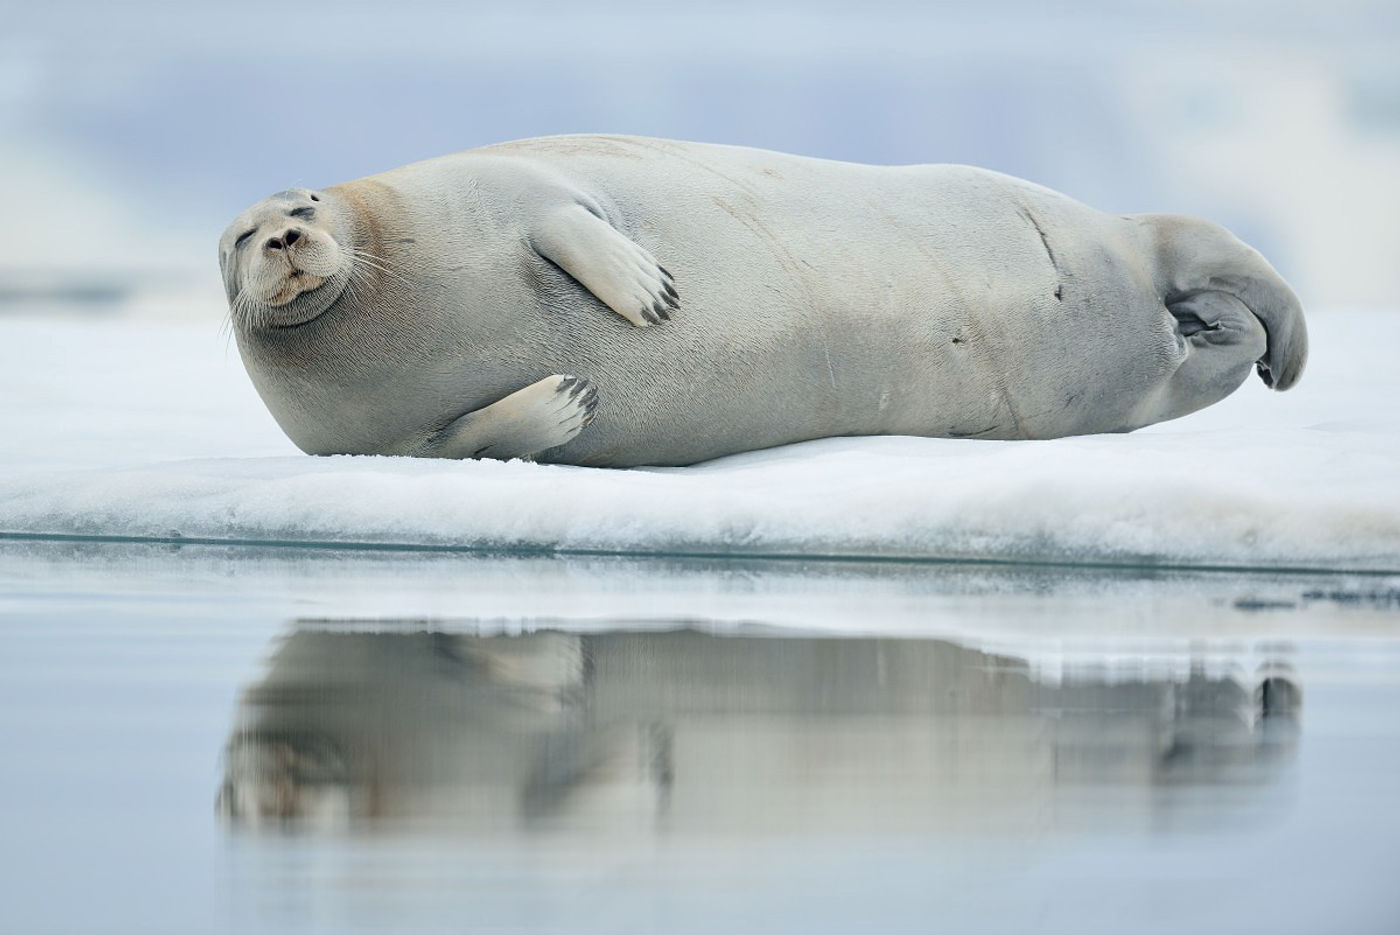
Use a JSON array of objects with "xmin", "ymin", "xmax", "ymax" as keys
[{"xmin": 218, "ymin": 188, "xmax": 355, "ymax": 330}]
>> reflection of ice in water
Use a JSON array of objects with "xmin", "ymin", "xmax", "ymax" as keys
[
  {"xmin": 3, "ymin": 542, "xmax": 1393, "ymax": 935},
  {"xmin": 219, "ymin": 626, "xmax": 1300, "ymax": 835}
]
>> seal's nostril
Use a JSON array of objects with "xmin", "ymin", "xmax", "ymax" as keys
[
  {"xmin": 284, "ymin": 229, "xmax": 301, "ymax": 246},
  {"xmin": 265, "ymin": 236, "xmax": 283, "ymax": 250}
]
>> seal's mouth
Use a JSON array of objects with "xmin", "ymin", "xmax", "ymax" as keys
[
  {"xmin": 268, "ymin": 269, "xmax": 328, "ymax": 307},
  {"xmin": 252, "ymin": 266, "xmax": 350, "ymax": 332}
]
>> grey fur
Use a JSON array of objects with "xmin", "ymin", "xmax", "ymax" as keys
[{"xmin": 218, "ymin": 135, "xmax": 1307, "ymax": 467}]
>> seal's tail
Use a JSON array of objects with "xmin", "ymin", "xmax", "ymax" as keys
[{"xmin": 1141, "ymin": 214, "xmax": 1308, "ymax": 390}]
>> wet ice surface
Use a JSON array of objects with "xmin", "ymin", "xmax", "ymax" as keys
[
  {"xmin": 1, "ymin": 308, "xmax": 1398, "ymax": 570},
  {"xmin": 1, "ymin": 543, "xmax": 1399, "ymax": 934}
]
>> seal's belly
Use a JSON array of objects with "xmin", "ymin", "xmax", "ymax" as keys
[{"xmin": 543, "ymin": 167, "xmax": 1170, "ymax": 465}]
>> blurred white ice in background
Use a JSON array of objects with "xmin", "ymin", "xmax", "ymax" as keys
[{"xmin": 0, "ymin": 0, "xmax": 1397, "ymax": 314}]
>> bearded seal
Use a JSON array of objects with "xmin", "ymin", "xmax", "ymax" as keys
[{"xmin": 218, "ymin": 135, "xmax": 1307, "ymax": 467}]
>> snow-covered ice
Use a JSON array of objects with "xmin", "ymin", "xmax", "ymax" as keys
[{"xmin": 0, "ymin": 306, "xmax": 1396, "ymax": 570}]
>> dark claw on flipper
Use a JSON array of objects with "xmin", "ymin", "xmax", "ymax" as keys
[
  {"xmin": 663, "ymin": 282, "xmax": 679, "ymax": 303},
  {"xmin": 652, "ymin": 300, "xmax": 671, "ymax": 321},
  {"xmin": 641, "ymin": 306, "xmax": 660, "ymax": 324}
]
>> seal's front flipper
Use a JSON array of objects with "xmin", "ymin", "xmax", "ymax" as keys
[
  {"xmin": 422, "ymin": 374, "xmax": 598, "ymax": 461},
  {"xmin": 532, "ymin": 204, "xmax": 679, "ymax": 327}
]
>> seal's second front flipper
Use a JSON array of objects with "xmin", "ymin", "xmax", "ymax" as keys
[
  {"xmin": 531, "ymin": 204, "xmax": 680, "ymax": 327},
  {"xmin": 418, "ymin": 375, "xmax": 599, "ymax": 461}
]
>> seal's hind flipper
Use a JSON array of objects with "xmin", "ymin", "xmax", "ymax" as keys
[
  {"xmin": 1142, "ymin": 214, "xmax": 1308, "ymax": 391},
  {"xmin": 419, "ymin": 374, "xmax": 599, "ymax": 461},
  {"xmin": 532, "ymin": 204, "xmax": 679, "ymax": 327},
  {"xmin": 1160, "ymin": 290, "xmax": 1268, "ymax": 416}
]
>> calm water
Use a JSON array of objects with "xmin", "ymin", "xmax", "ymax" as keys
[{"xmin": 1, "ymin": 541, "xmax": 1398, "ymax": 934}]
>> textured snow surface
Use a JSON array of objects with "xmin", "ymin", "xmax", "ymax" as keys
[{"xmin": 1, "ymin": 309, "xmax": 1397, "ymax": 569}]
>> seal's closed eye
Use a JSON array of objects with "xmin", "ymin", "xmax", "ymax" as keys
[
  {"xmin": 234, "ymin": 229, "xmax": 256, "ymax": 249},
  {"xmin": 290, "ymin": 206, "xmax": 316, "ymax": 219}
]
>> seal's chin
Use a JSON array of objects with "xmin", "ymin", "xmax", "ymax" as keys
[{"xmin": 268, "ymin": 270, "xmax": 328, "ymax": 307}]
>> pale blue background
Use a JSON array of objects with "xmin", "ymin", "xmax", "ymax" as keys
[{"xmin": 1, "ymin": 0, "xmax": 1397, "ymax": 306}]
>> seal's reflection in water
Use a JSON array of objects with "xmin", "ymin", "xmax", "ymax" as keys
[{"xmin": 217, "ymin": 626, "xmax": 1301, "ymax": 834}]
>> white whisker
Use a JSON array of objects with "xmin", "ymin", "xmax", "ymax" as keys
[{"xmin": 352, "ymin": 248, "xmax": 413, "ymax": 288}]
